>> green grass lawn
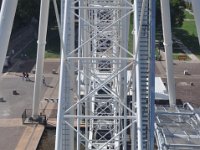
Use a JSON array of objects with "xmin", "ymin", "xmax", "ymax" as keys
[
  {"xmin": 156, "ymin": 10, "xmax": 200, "ymax": 60},
  {"xmin": 173, "ymin": 11, "xmax": 200, "ymax": 59},
  {"xmin": 181, "ymin": 21, "xmax": 197, "ymax": 36},
  {"xmin": 128, "ymin": 13, "xmax": 134, "ymax": 56},
  {"xmin": 156, "ymin": 31, "xmax": 187, "ymax": 60},
  {"xmin": 45, "ymin": 27, "xmax": 60, "ymax": 58},
  {"xmin": 45, "ymin": 51, "xmax": 60, "ymax": 58},
  {"xmin": 184, "ymin": 10, "xmax": 194, "ymax": 19}
]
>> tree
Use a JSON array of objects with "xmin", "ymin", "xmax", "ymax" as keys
[
  {"xmin": 15, "ymin": 0, "xmax": 40, "ymax": 26},
  {"xmin": 14, "ymin": 0, "xmax": 60, "ymax": 28},
  {"xmin": 170, "ymin": 0, "xmax": 186, "ymax": 27},
  {"xmin": 156, "ymin": 0, "xmax": 186, "ymax": 30}
]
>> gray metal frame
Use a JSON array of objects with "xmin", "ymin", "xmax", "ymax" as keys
[
  {"xmin": 155, "ymin": 103, "xmax": 200, "ymax": 150},
  {"xmin": 55, "ymin": 0, "xmax": 154, "ymax": 149}
]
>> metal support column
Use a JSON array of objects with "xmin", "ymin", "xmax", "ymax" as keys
[
  {"xmin": 0, "ymin": 0, "xmax": 18, "ymax": 73},
  {"xmin": 160, "ymin": 0, "xmax": 176, "ymax": 107},
  {"xmin": 55, "ymin": 0, "xmax": 74, "ymax": 150},
  {"xmin": 32, "ymin": 0, "xmax": 50, "ymax": 117},
  {"xmin": 131, "ymin": 1, "xmax": 139, "ymax": 149},
  {"xmin": 0, "ymin": 0, "xmax": 18, "ymax": 101},
  {"xmin": 191, "ymin": 0, "xmax": 200, "ymax": 46},
  {"xmin": 149, "ymin": 0, "xmax": 156, "ymax": 149}
]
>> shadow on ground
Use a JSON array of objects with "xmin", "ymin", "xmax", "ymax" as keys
[
  {"xmin": 173, "ymin": 28, "xmax": 200, "ymax": 56},
  {"xmin": 3, "ymin": 59, "xmax": 36, "ymax": 73}
]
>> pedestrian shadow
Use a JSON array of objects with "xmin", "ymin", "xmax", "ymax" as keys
[
  {"xmin": 26, "ymin": 79, "xmax": 34, "ymax": 83},
  {"xmin": 20, "ymin": 76, "xmax": 34, "ymax": 83},
  {"xmin": 0, "ymin": 99, "xmax": 6, "ymax": 102},
  {"xmin": 4, "ymin": 59, "xmax": 36, "ymax": 73},
  {"xmin": 45, "ymin": 84, "xmax": 54, "ymax": 88}
]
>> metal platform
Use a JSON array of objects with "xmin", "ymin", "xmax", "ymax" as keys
[{"xmin": 155, "ymin": 103, "xmax": 200, "ymax": 150}]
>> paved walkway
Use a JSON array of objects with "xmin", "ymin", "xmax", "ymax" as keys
[
  {"xmin": 15, "ymin": 124, "xmax": 44, "ymax": 150},
  {"xmin": 0, "ymin": 59, "xmax": 60, "ymax": 150},
  {"xmin": 15, "ymin": 59, "xmax": 60, "ymax": 150},
  {"xmin": 185, "ymin": 9, "xmax": 194, "ymax": 15},
  {"xmin": 173, "ymin": 37, "xmax": 200, "ymax": 62},
  {"xmin": 159, "ymin": 39, "xmax": 200, "ymax": 63},
  {"xmin": 0, "ymin": 118, "xmax": 23, "ymax": 127}
]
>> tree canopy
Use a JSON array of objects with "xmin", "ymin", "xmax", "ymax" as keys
[
  {"xmin": 156, "ymin": 0, "xmax": 186, "ymax": 29},
  {"xmin": 15, "ymin": 0, "xmax": 40, "ymax": 26},
  {"xmin": 14, "ymin": 0, "xmax": 59, "ymax": 29}
]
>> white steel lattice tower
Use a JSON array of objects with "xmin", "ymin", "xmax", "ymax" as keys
[{"xmin": 55, "ymin": 0, "xmax": 155, "ymax": 150}]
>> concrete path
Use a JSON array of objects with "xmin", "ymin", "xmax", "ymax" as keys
[
  {"xmin": 16, "ymin": 124, "xmax": 45, "ymax": 150},
  {"xmin": 159, "ymin": 38, "xmax": 199, "ymax": 63},
  {"xmin": 15, "ymin": 59, "xmax": 60, "ymax": 150},
  {"xmin": 185, "ymin": 9, "xmax": 194, "ymax": 15},
  {"xmin": 0, "ymin": 59, "xmax": 60, "ymax": 150},
  {"xmin": 173, "ymin": 37, "xmax": 200, "ymax": 62}
]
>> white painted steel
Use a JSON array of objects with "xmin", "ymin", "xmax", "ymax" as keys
[
  {"xmin": 0, "ymin": 0, "xmax": 18, "ymax": 73},
  {"xmin": 0, "ymin": 0, "xmax": 18, "ymax": 101},
  {"xmin": 55, "ymin": 0, "xmax": 65, "ymax": 148},
  {"xmin": 191, "ymin": 0, "xmax": 200, "ymax": 47},
  {"xmin": 55, "ymin": 0, "xmax": 154, "ymax": 149},
  {"xmin": 155, "ymin": 104, "xmax": 200, "ymax": 149},
  {"xmin": 32, "ymin": 0, "xmax": 50, "ymax": 117},
  {"xmin": 184, "ymin": 102, "xmax": 200, "ymax": 121},
  {"xmin": 155, "ymin": 77, "xmax": 168, "ymax": 100},
  {"xmin": 64, "ymin": 115, "xmax": 136, "ymax": 119},
  {"xmin": 121, "ymin": 1, "xmax": 129, "ymax": 149},
  {"xmin": 160, "ymin": 0, "xmax": 176, "ymax": 107},
  {"xmin": 135, "ymin": 0, "xmax": 149, "ymax": 149},
  {"xmin": 55, "ymin": 0, "xmax": 74, "ymax": 149},
  {"xmin": 2, "ymin": 0, "xmax": 200, "ymax": 149},
  {"xmin": 55, "ymin": 44, "xmax": 65, "ymax": 150},
  {"xmin": 55, "ymin": 0, "xmax": 142, "ymax": 149},
  {"xmin": 76, "ymin": 1, "xmax": 83, "ymax": 149},
  {"xmin": 132, "ymin": 1, "xmax": 139, "ymax": 149},
  {"xmin": 83, "ymin": 3, "xmax": 90, "ymax": 149}
]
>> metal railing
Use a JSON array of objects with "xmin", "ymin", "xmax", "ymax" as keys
[{"xmin": 22, "ymin": 109, "xmax": 47, "ymax": 125}]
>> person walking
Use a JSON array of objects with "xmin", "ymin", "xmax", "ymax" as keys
[
  {"xmin": 25, "ymin": 72, "xmax": 30, "ymax": 81},
  {"xmin": 22, "ymin": 72, "xmax": 26, "ymax": 80},
  {"xmin": 43, "ymin": 75, "xmax": 47, "ymax": 86}
]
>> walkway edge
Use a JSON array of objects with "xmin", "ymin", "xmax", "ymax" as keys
[{"xmin": 15, "ymin": 124, "xmax": 45, "ymax": 150}]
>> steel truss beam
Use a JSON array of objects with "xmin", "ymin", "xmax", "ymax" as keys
[{"xmin": 55, "ymin": 0, "xmax": 154, "ymax": 150}]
